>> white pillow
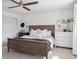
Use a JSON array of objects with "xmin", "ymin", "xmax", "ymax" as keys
[
  {"xmin": 40, "ymin": 29, "xmax": 48, "ymax": 38},
  {"xmin": 46, "ymin": 31, "xmax": 52, "ymax": 37},
  {"xmin": 30, "ymin": 29, "xmax": 42, "ymax": 37},
  {"xmin": 40, "ymin": 30, "xmax": 52, "ymax": 38},
  {"xmin": 30, "ymin": 29, "xmax": 37, "ymax": 37},
  {"xmin": 30, "ymin": 29, "xmax": 52, "ymax": 38},
  {"xmin": 36, "ymin": 29, "xmax": 41, "ymax": 34}
]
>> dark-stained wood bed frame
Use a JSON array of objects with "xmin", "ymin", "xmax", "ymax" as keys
[{"xmin": 7, "ymin": 25, "xmax": 55, "ymax": 59}]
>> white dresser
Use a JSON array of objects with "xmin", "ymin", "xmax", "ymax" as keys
[{"xmin": 55, "ymin": 32, "xmax": 73, "ymax": 48}]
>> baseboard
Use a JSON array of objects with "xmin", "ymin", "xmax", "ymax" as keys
[
  {"xmin": 56, "ymin": 46, "xmax": 72, "ymax": 49},
  {"xmin": 72, "ymin": 49, "xmax": 77, "ymax": 55}
]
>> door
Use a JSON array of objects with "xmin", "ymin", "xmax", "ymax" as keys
[{"xmin": 2, "ymin": 16, "xmax": 18, "ymax": 45}]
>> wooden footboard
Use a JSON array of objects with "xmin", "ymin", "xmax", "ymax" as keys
[{"xmin": 8, "ymin": 38, "xmax": 48, "ymax": 59}]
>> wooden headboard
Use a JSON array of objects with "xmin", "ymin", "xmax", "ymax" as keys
[
  {"xmin": 29, "ymin": 25, "xmax": 55, "ymax": 38},
  {"xmin": 29, "ymin": 25, "xmax": 55, "ymax": 32}
]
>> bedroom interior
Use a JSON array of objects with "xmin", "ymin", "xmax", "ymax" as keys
[{"xmin": 2, "ymin": 0, "xmax": 77, "ymax": 59}]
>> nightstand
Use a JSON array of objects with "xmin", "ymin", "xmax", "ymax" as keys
[
  {"xmin": 55, "ymin": 32, "xmax": 73, "ymax": 48},
  {"xmin": 18, "ymin": 32, "xmax": 29, "ymax": 37}
]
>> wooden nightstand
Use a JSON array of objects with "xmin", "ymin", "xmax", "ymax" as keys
[{"xmin": 18, "ymin": 32, "xmax": 29, "ymax": 37}]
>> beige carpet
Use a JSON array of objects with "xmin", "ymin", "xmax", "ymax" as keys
[{"xmin": 2, "ymin": 46, "xmax": 77, "ymax": 59}]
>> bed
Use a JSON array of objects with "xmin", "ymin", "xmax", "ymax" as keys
[{"xmin": 8, "ymin": 25, "xmax": 55, "ymax": 59}]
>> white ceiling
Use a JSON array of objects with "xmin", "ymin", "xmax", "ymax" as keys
[{"xmin": 3, "ymin": 0, "xmax": 75, "ymax": 15}]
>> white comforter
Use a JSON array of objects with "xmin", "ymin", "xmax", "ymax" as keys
[{"xmin": 20, "ymin": 35, "xmax": 55, "ymax": 48}]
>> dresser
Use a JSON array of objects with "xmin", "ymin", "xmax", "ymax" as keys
[{"xmin": 55, "ymin": 32, "xmax": 73, "ymax": 48}]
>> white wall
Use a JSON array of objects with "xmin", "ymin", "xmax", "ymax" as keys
[
  {"xmin": 3, "ymin": 11, "xmax": 20, "ymax": 18},
  {"xmin": 2, "ymin": 16, "xmax": 18, "ymax": 45},
  {"xmin": 73, "ymin": 3, "xmax": 77, "ymax": 55},
  {"xmin": 18, "ymin": 8, "xmax": 74, "ymax": 32}
]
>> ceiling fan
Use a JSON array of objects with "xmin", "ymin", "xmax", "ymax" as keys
[{"xmin": 8, "ymin": 0, "xmax": 38, "ymax": 11}]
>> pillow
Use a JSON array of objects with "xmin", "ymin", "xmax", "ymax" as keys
[
  {"xmin": 40, "ymin": 29, "xmax": 48, "ymax": 38},
  {"xmin": 36, "ymin": 29, "xmax": 43, "ymax": 37},
  {"xmin": 30, "ymin": 29, "xmax": 52, "ymax": 38},
  {"xmin": 36, "ymin": 29, "xmax": 41, "ymax": 34},
  {"xmin": 30, "ymin": 29, "xmax": 42, "ymax": 37},
  {"xmin": 46, "ymin": 31, "xmax": 52, "ymax": 37},
  {"xmin": 31, "ymin": 29, "xmax": 41, "ymax": 33},
  {"xmin": 30, "ymin": 29, "xmax": 37, "ymax": 37},
  {"xmin": 41, "ymin": 30, "xmax": 52, "ymax": 38},
  {"xmin": 35, "ymin": 29, "xmax": 48, "ymax": 38}
]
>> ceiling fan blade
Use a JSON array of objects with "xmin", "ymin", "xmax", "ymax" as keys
[
  {"xmin": 8, "ymin": 5, "xmax": 19, "ymax": 8},
  {"xmin": 19, "ymin": 0, "xmax": 22, "ymax": 4},
  {"xmin": 23, "ymin": 7, "xmax": 31, "ymax": 11},
  {"xmin": 23, "ymin": 1, "xmax": 38, "ymax": 6},
  {"xmin": 11, "ymin": 0, "xmax": 19, "ymax": 4}
]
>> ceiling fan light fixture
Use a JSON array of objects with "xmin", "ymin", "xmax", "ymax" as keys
[{"xmin": 8, "ymin": 0, "xmax": 38, "ymax": 11}]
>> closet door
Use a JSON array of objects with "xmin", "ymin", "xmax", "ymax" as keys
[
  {"xmin": 2, "ymin": 16, "xmax": 18, "ymax": 45},
  {"xmin": 73, "ymin": 3, "xmax": 77, "ymax": 55}
]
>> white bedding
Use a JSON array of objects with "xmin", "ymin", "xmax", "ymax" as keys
[{"xmin": 20, "ymin": 35, "xmax": 55, "ymax": 48}]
